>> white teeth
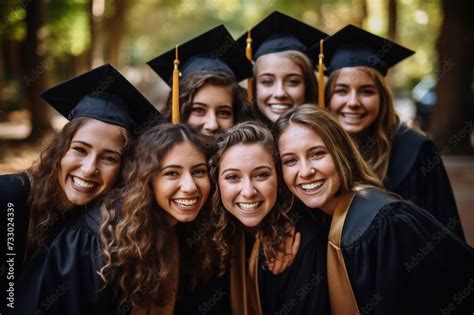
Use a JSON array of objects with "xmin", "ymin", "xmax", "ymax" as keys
[
  {"xmin": 174, "ymin": 198, "xmax": 198, "ymax": 206},
  {"xmin": 238, "ymin": 202, "xmax": 260, "ymax": 210},
  {"xmin": 270, "ymin": 104, "xmax": 290, "ymax": 110},
  {"xmin": 342, "ymin": 113, "xmax": 364, "ymax": 119},
  {"xmin": 72, "ymin": 176, "xmax": 95, "ymax": 189},
  {"xmin": 301, "ymin": 180, "xmax": 324, "ymax": 191}
]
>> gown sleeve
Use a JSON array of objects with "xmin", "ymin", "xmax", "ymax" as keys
[
  {"xmin": 0, "ymin": 173, "xmax": 30, "ymax": 312},
  {"xmin": 258, "ymin": 208, "xmax": 331, "ymax": 315},
  {"xmin": 6, "ymin": 205, "xmax": 118, "ymax": 315},
  {"xmin": 342, "ymin": 200, "xmax": 474, "ymax": 315}
]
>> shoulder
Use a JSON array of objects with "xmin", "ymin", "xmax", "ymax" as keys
[{"xmin": 342, "ymin": 188, "xmax": 399, "ymax": 247}]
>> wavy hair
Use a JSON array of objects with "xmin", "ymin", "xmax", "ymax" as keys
[
  {"xmin": 163, "ymin": 70, "xmax": 252, "ymax": 128},
  {"xmin": 26, "ymin": 117, "xmax": 130, "ymax": 256},
  {"xmin": 326, "ymin": 66, "xmax": 399, "ymax": 180},
  {"xmin": 274, "ymin": 104, "xmax": 383, "ymax": 194},
  {"xmin": 252, "ymin": 50, "xmax": 318, "ymax": 127},
  {"xmin": 209, "ymin": 121, "xmax": 294, "ymax": 275},
  {"xmin": 99, "ymin": 123, "xmax": 214, "ymax": 307}
]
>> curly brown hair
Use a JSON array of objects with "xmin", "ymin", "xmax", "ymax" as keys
[
  {"xmin": 209, "ymin": 121, "xmax": 294, "ymax": 275},
  {"xmin": 99, "ymin": 123, "xmax": 215, "ymax": 307},
  {"xmin": 326, "ymin": 67, "xmax": 399, "ymax": 180},
  {"xmin": 163, "ymin": 70, "xmax": 252, "ymax": 128},
  {"xmin": 26, "ymin": 117, "xmax": 130, "ymax": 256}
]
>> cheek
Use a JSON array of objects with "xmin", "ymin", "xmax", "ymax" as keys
[
  {"xmin": 282, "ymin": 168, "xmax": 295, "ymax": 190},
  {"xmin": 218, "ymin": 118, "xmax": 234, "ymax": 130}
]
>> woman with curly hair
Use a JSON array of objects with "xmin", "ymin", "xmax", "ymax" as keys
[
  {"xmin": 148, "ymin": 25, "xmax": 253, "ymax": 136},
  {"xmin": 323, "ymin": 24, "xmax": 465, "ymax": 240},
  {"xmin": 236, "ymin": 11, "xmax": 327, "ymax": 126},
  {"xmin": 1, "ymin": 64, "xmax": 159, "ymax": 314},
  {"xmin": 275, "ymin": 104, "xmax": 473, "ymax": 314},
  {"xmin": 99, "ymin": 123, "xmax": 215, "ymax": 314},
  {"xmin": 209, "ymin": 121, "xmax": 330, "ymax": 315}
]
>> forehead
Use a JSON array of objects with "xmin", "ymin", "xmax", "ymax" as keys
[
  {"xmin": 255, "ymin": 53, "xmax": 303, "ymax": 76},
  {"xmin": 193, "ymin": 84, "xmax": 233, "ymax": 104},
  {"xmin": 334, "ymin": 67, "xmax": 376, "ymax": 86},
  {"xmin": 72, "ymin": 119, "xmax": 125, "ymax": 150},
  {"xmin": 220, "ymin": 143, "xmax": 275, "ymax": 171},
  {"xmin": 278, "ymin": 123, "xmax": 324, "ymax": 153},
  {"xmin": 161, "ymin": 141, "xmax": 206, "ymax": 165}
]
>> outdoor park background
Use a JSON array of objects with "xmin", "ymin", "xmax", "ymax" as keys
[{"xmin": 0, "ymin": 0, "xmax": 472, "ymax": 245}]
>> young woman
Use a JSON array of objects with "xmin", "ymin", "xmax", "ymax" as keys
[
  {"xmin": 99, "ymin": 123, "xmax": 215, "ymax": 314},
  {"xmin": 1, "ymin": 64, "xmax": 159, "ymax": 314},
  {"xmin": 324, "ymin": 24, "xmax": 465, "ymax": 240},
  {"xmin": 236, "ymin": 11, "xmax": 327, "ymax": 125},
  {"xmin": 275, "ymin": 104, "xmax": 474, "ymax": 314},
  {"xmin": 148, "ymin": 25, "xmax": 253, "ymax": 136},
  {"xmin": 209, "ymin": 121, "xmax": 330, "ymax": 314}
]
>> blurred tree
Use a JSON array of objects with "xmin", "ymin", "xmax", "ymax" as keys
[
  {"xmin": 431, "ymin": 0, "xmax": 474, "ymax": 153},
  {"xmin": 103, "ymin": 0, "xmax": 130, "ymax": 67},
  {"xmin": 90, "ymin": 0, "xmax": 104, "ymax": 67},
  {"xmin": 387, "ymin": 0, "xmax": 397, "ymax": 40},
  {"xmin": 352, "ymin": 0, "xmax": 367, "ymax": 27},
  {"xmin": 25, "ymin": 0, "xmax": 51, "ymax": 141}
]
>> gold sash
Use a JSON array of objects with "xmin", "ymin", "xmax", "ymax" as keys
[
  {"xmin": 327, "ymin": 191, "xmax": 359, "ymax": 315},
  {"xmin": 230, "ymin": 231, "xmax": 263, "ymax": 315}
]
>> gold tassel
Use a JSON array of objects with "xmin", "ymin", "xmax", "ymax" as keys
[
  {"xmin": 318, "ymin": 39, "xmax": 325, "ymax": 108},
  {"xmin": 245, "ymin": 30, "xmax": 254, "ymax": 103},
  {"xmin": 172, "ymin": 46, "xmax": 180, "ymax": 124}
]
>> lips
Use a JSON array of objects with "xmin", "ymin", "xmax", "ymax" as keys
[
  {"xmin": 340, "ymin": 112, "xmax": 366, "ymax": 124},
  {"xmin": 269, "ymin": 104, "xmax": 292, "ymax": 113},
  {"xmin": 298, "ymin": 179, "xmax": 325, "ymax": 193},
  {"xmin": 70, "ymin": 175, "xmax": 98, "ymax": 193}
]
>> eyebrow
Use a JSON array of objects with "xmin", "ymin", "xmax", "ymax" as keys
[
  {"xmin": 71, "ymin": 140, "xmax": 122, "ymax": 156},
  {"xmin": 280, "ymin": 145, "xmax": 326, "ymax": 158},
  {"xmin": 220, "ymin": 165, "xmax": 273, "ymax": 176},
  {"xmin": 192, "ymin": 102, "xmax": 208, "ymax": 107},
  {"xmin": 161, "ymin": 162, "xmax": 208, "ymax": 170},
  {"xmin": 335, "ymin": 83, "xmax": 376, "ymax": 89}
]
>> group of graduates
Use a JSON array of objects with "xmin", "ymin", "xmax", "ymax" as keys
[{"xmin": 1, "ymin": 10, "xmax": 473, "ymax": 315}]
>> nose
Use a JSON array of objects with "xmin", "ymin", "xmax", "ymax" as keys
[
  {"xmin": 298, "ymin": 159, "xmax": 314, "ymax": 179},
  {"xmin": 273, "ymin": 81, "xmax": 288, "ymax": 99},
  {"xmin": 347, "ymin": 90, "xmax": 360, "ymax": 108},
  {"xmin": 203, "ymin": 112, "xmax": 219, "ymax": 134},
  {"xmin": 81, "ymin": 154, "xmax": 98, "ymax": 177},
  {"xmin": 241, "ymin": 178, "xmax": 257, "ymax": 199},
  {"xmin": 181, "ymin": 172, "xmax": 198, "ymax": 194}
]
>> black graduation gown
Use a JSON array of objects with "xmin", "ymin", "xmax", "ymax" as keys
[
  {"xmin": 7, "ymin": 203, "xmax": 118, "ymax": 315},
  {"xmin": 258, "ymin": 207, "xmax": 330, "ymax": 315},
  {"xmin": 0, "ymin": 173, "xmax": 31, "ymax": 311},
  {"xmin": 385, "ymin": 124, "xmax": 465, "ymax": 240},
  {"xmin": 341, "ymin": 188, "xmax": 474, "ymax": 314}
]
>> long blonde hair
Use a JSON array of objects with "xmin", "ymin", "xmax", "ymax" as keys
[{"xmin": 325, "ymin": 67, "xmax": 399, "ymax": 180}]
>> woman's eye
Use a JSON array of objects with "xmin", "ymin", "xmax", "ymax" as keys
[
  {"xmin": 361, "ymin": 89, "xmax": 375, "ymax": 96},
  {"xmin": 283, "ymin": 159, "xmax": 297, "ymax": 166},
  {"xmin": 164, "ymin": 171, "xmax": 179, "ymax": 177},
  {"xmin": 72, "ymin": 147, "xmax": 86, "ymax": 154},
  {"xmin": 193, "ymin": 168, "xmax": 208, "ymax": 176},
  {"xmin": 224, "ymin": 174, "xmax": 239, "ymax": 181},
  {"xmin": 101, "ymin": 156, "xmax": 119, "ymax": 163},
  {"xmin": 217, "ymin": 110, "xmax": 232, "ymax": 118},
  {"xmin": 259, "ymin": 79, "xmax": 273, "ymax": 86},
  {"xmin": 311, "ymin": 151, "xmax": 325, "ymax": 159},
  {"xmin": 334, "ymin": 88, "xmax": 348, "ymax": 95},
  {"xmin": 191, "ymin": 107, "xmax": 205, "ymax": 115},
  {"xmin": 287, "ymin": 79, "xmax": 301, "ymax": 86},
  {"xmin": 255, "ymin": 172, "xmax": 271, "ymax": 180}
]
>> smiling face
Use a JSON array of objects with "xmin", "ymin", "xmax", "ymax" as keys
[
  {"xmin": 328, "ymin": 67, "xmax": 381, "ymax": 135},
  {"xmin": 255, "ymin": 53, "xmax": 306, "ymax": 122},
  {"xmin": 218, "ymin": 143, "xmax": 277, "ymax": 228},
  {"xmin": 152, "ymin": 141, "xmax": 210, "ymax": 226},
  {"xmin": 278, "ymin": 122, "xmax": 341, "ymax": 215},
  {"xmin": 187, "ymin": 84, "xmax": 234, "ymax": 136},
  {"xmin": 58, "ymin": 119, "xmax": 126, "ymax": 206}
]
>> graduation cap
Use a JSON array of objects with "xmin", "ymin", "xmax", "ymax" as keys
[
  {"xmin": 147, "ymin": 24, "xmax": 253, "ymax": 84},
  {"xmin": 41, "ymin": 64, "xmax": 160, "ymax": 134},
  {"xmin": 236, "ymin": 11, "xmax": 328, "ymax": 62},
  {"xmin": 236, "ymin": 11, "xmax": 328, "ymax": 102},
  {"xmin": 147, "ymin": 24, "xmax": 252, "ymax": 123},
  {"xmin": 321, "ymin": 24, "xmax": 415, "ymax": 76}
]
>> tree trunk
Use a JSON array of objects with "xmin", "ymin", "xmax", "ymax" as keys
[
  {"xmin": 104, "ymin": 0, "xmax": 129, "ymax": 67},
  {"xmin": 387, "ymin": 0, "xmax": 397, "ymax": 40},
  {"xmin": 352, "ymin": 0, "xmax": 368, "ymax": 27},
  {"xmin": 431, "ymin": 0, "xmax": 474, "ymax": 154},
  {"xmin": 25, "ymin": 0, "xmax": 51, "ymax": 141},
  {"xmin": 90, "ymin": 0, "xmax": 105, "ymax": 67}
]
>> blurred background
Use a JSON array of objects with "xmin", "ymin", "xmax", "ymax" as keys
[{"xmin": 0, "ymin": 0, "xmax": 472, "ymax": 243}]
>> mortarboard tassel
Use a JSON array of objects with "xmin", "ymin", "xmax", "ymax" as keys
[
  {"xmin": 245, "ymin": 30, "xmax": 254, "ymax": 103},
  {"xmin": 318, "ymin": 39, "xmax": 325, "ymax": 108},
  {"xmin": 172, "ymin": 46, "xmax": 180, "ymax": 124}
]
